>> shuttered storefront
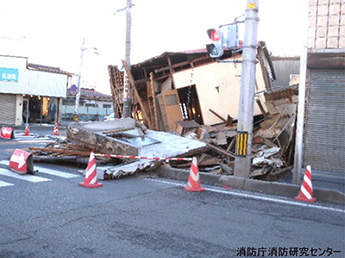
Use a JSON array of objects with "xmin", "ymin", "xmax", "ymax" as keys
[
  {"xmin": 0, "ymin": 94, "xmax": 16, "ymax": 125},
  {"xmin": 303, "ymin": 69, "xmax": 345, "ymax": 173}
]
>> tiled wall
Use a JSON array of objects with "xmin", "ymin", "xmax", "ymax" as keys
[{"xmin": 308, "ymin": 0, "xmax": 345, "ymax": 48}]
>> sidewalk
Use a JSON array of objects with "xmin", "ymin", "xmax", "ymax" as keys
[
  {"xmin": 282, "ymin": 168, "xmax": 345, "ymax": 194},
  {"xmin": 156, "ymin": 165, "xmax": 345, "ymax": 205},
  {"xmin": 9, "ymin": 123, "xmax": 67, "ymax": 136}
]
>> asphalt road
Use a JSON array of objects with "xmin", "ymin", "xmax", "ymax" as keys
[{"xmin": 0, "ymin": 128, "xmax": 344, "ymax": 258}]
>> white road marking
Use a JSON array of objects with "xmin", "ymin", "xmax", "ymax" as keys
[
  {"xmin": 0, "ymin": 160, "xmax": 8, "ymax": 166},
  {"xmin": 0, "ymin": 180, "xmax": 14, "ymax": 188},
  {"xmin": 36, "ymin": 166, "xmax": 79, "ymax": 178},
  {"xmin": 15, "ymin": 140, "xmax": 53, "ymax": 143},
  {"xmin": 0, "ymin": 169, "xmax": 51, "ymax": 183},
  {"xmin": 14, "ymin": 134, "xmax": 36, "ymax": 138},
  {"xmin": 146, "ymin": 178, "xmax": 345, "ymax": 214},
  {"xmin": 0, "ymin": 160, "xmax": 79, "ymax": 179}
]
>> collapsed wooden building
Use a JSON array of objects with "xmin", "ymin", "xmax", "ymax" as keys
[
  {"xmin": 106, "ymin": 42, "xmax": 300, "ymax": 179},
  {"xmin": 30, "ymin": 42, "xmax": 299, "ymax": 180},
  {"xmin": 108, "ymin": 41, "xmax": 276, "ymax": 131}
]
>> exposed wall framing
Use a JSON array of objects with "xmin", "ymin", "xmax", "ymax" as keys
[{"xmin": 108, "ymin": 44, "xmax": 276, "ymax": 131}]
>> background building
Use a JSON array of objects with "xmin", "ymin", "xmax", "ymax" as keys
[
  {"xmin": 0, "ymin": 55, "xmax": 73, "ymax": 125},
  {"xmin": 62, "ymin": 88, "xmax": 113, "ymax": 122},
  {"xmin": 303, "ymin": 0, "xmax": 345, "ymax": 173}
]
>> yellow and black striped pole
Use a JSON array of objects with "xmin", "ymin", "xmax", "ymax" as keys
[{"xmin": 235, "ymin": 131, "xmax": 248, "ymax": 157}]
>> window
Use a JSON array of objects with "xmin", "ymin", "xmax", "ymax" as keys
[
  {"xmin": 103, "ymin": 104, "xmax": 112, "ymax": 108},
  {"xmin": 165, "ymin": 94, "xmax": 178, "ymax": 106},
  {"xmin": 85, "ymin": 103, "xmax": 96, "ymax": 107}
]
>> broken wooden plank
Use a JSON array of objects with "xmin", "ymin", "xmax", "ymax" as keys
[
  {"xmin": 147, "ymin": 72, "xmax": 159, "ymax": 130},
  {"xmin": 209, "ymin": 109, "xmax": 227, "ymax": 122},
  {"xmin": 256, "ymin": 99, "xmax": 268, "ymax": 117},
  {"xmin": 207, "ymin": 144, "xmax": 235, "ymax": 159},
  {"xmin": 226, "ymin": 136, "xmax": 236, "ymax": 152},
  {"xmin": 29, "ymin": 147, "xmax": 91, "ymax": 156}
]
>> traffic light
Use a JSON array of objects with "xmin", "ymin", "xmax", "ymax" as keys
[
  {"xmin": 206, "ymin": 24, "xmax": 239, "ymax": 58},
  {"xmin": 206, "ymin": 29, "xmax": 224, "ymax": 58}
]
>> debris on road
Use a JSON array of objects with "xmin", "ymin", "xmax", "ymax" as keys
[{"xmin": 30, "ymin": 118, "xmax": 207, "ymax": 179}]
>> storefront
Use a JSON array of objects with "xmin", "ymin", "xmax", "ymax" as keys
[{"xmin": 0, "ymin": 55, "xmax": 72, "ymax": 125}]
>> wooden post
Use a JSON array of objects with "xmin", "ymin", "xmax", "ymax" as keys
[{"xmin": 122, "ymin": 59, "xmax": 151, "ymax": 128}]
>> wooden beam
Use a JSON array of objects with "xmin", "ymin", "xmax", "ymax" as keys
[
  {"xmin": 256, "ymin": 99, "xmax": 268, "ymax": 117},
  {"xmin": 257, "ymin": 46, "xmax": 271, "ymax": 89},
  {"xmin": 209, "ymin": 109, "xmax": 227, "ymax": 122},
  {"xmin": 167, "ymin": 56, "xmax": 175, "ymax": 79},
  {"xmin": 29, "ymin": 147, "xmax": 91, "ymax": 156},
  {"xmin": 207, "ymin": 144, "xmax": 235, "ymax": 159},
  {"xmin": 143, "ymin": 67, "xmax": 148, "ymax": 78},
  {"xmin": 149, "ymin": 72, "xmax": 159, "ymax": 130},
  {"xmin": 122, "ymin": 59, "xmax": 151, "ymax": 128},
  {"xmin": 154, "ymin": 55, "xmax": 210, "ymax": 73}
]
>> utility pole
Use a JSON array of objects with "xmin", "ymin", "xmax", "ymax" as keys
[
  {"xmin": 234, "ymin": 0, "xmax": 259, "ymax": 178},
  {"xmin": 74, "ymin": 38, "xmax": 86, "ymax": 122},
  {"xmin": 293, "ymin": 0, "xmax": 310, "ymax": 185},
  {"xmin": 122, "ymin": 0, "xmax": 132, "ymax": 118},
  {"xmin": 73, "ymin": 38, "xmax": 98, "ymax": 122}
]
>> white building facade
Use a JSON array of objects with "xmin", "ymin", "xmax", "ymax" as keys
[{"xmin": 0, "ymin": 55, "xmax": 72, "ymax": 125}]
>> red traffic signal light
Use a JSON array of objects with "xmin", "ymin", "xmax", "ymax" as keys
[
  {"xmin": 206, "ymin": 29, "xmax": 223, "ymax": 58},
  {"xmin": 208, "ymin": 29, "xmax": 221, "ymax": 41}
]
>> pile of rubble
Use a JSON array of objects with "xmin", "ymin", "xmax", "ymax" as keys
[
  {"xmin": 29, "ymin": 87, "xmax": 297, "ymax": 182},
  {"xmin": 168, "ymin": 86, "xmax": 297, "ymax": 181}
]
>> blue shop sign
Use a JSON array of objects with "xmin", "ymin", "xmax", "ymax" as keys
[{"xmin": 0, "ymin": 68, "xmax": 19, "ymax": 82}]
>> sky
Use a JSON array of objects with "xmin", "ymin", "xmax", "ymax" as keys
[{"xmin": 0, "ymin": 0, "xmax": 307, "ymax": 94}]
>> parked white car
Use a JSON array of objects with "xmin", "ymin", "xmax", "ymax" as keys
[{"xmin": 103, "ymin": 113, "xmax": 115, "ymax": 121}]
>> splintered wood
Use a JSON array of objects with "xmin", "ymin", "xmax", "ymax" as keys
[{"xmin": 168, "ymin": 87, "xmax": 298, "ymax": 180}]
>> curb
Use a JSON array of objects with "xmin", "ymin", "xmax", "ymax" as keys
[{"xmin": 156, "ymin": 166, "xmax": 345, "ymax": 205}]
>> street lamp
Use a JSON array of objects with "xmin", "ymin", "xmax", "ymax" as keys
[{"xmin": 73, "ymin": 38, "xmax": 98, "ymax": 122}]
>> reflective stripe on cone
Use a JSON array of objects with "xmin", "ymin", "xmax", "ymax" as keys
[
  {"xmin": 184, "ymin": 156, "xmax": 205, "ymax": 192},
  {"xmin": 52, "ymin": 123, "xmax": 59, "ymax": 135},
  {"xmin": 79, "ymin": 152, "xmax": 103, "ymax": 188},
  {"xmin": 295, "ymin": 165, "xmax": 316, "ymax": 203}
]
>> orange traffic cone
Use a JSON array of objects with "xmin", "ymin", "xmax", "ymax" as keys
[
  {"xmin": 295, "ymin": 165, "xmax": 316, "ymax": 203},
  {"xmin": 52, "ymin": 123, "xmax": 59, "ymax": 135},
  {"xmin": 23, "ymin": 123, "xmax": 30, "ymax": 136},
  {"xmin": 184, "ymin": 156, "xmax": 205, "ymax": 192},
  {"xmin": 79, "ymin": 152, "xmax": 103, "ymax": 188}
]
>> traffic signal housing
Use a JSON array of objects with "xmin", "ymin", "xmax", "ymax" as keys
[
  {"xmin": 223, "ymin": 24, "xmax": 239, "ymax": 50},
  {"xmin": 206, "ymin": 29, "xmax": 224, "ymax": 58},
  {"xmin": 206, "ymin": 24, "xmax": 239, "ymax": 58}
]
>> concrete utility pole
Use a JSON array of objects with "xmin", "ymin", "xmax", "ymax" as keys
[
  {"xmin": 293, "ymin": 0, "xmax": 310, "ymax": 185},
  {"xmin": 234, "ymin": 0, "xmax": 259, "ymax": 178},
  {"xmin": 73, "ymin": 38, "xmax": 98, "ymax": 122},
  {"xmin": 74, "ymin": 38, "xmax": 86, "ymax": 122},
  {"xmin": 122, "ymin": 0, "xmax": 132, "ymax": 118}
]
